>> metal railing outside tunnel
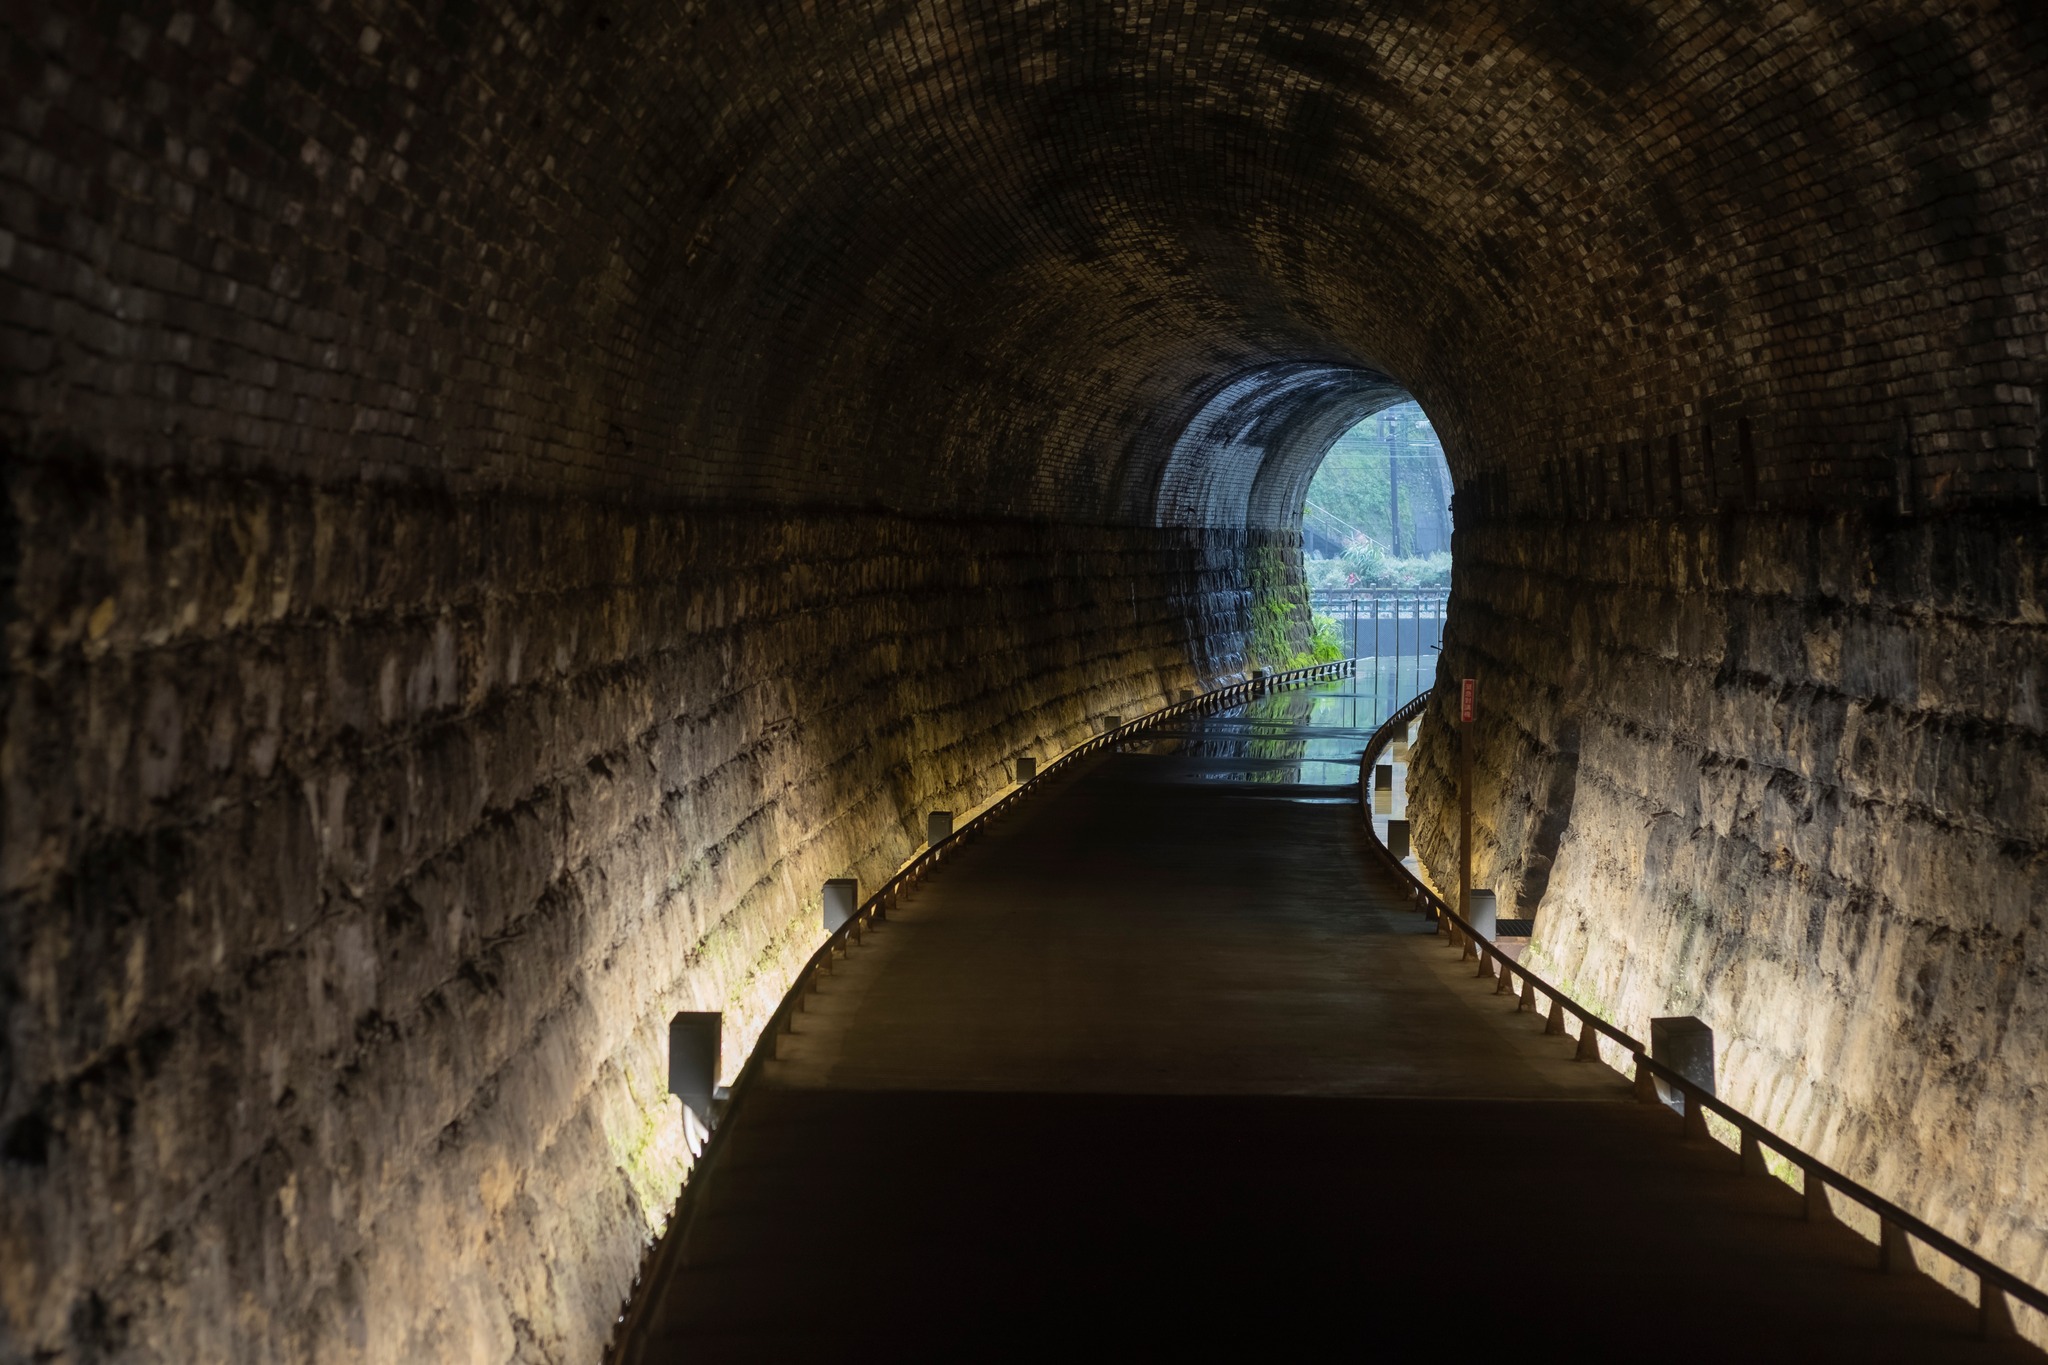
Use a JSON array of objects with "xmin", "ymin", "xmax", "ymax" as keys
[
  {"xmin": 1310, "ymin": 588, "xmax": 1446, "ymax": 709},
  {"xmin": 1309, "ymin": 588, "xmax": 1447, "ymax": 659},
  {"xmin": 1359, "ymin": 692, "xmax": 2045, "ymax": 1342}
]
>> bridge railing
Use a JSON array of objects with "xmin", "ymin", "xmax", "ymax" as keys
[
  {"xmin": 1310, "ymin": 589, "xmax": 1448, "ymax": 675},
  {"xmin": 1359, "ymin": 691, "xmax": 2042, "ymax": 1341},
  {"xmin": 609, "ymin": 656, "xmax": 1359, "ymax": 1362}
]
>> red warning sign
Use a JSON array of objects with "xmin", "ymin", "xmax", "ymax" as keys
[{"xmin": 1460, "ymin": 677, "xmax": 1477, "ymax": 724}]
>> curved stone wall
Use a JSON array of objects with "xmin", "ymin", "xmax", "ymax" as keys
[
  {"xmin": 1, "ymin": 455, "xmax": 1271, "ymax": 1361},
  {"xmin": 1411, "ymin": 506, "xmax": 2048, "ymax": 1299},
  {"xmin": 2, "ymin": 0, "xmax": 2044, "ymax": 1359}
]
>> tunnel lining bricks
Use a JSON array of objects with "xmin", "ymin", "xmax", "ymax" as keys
[
  {"xmin": 1, "ymin": 1, "xmax": 2043, "ymax": 519},
  {"xmin": 1, "ymin": 0, "xmax": 2046, "ymax": 1357},
  {"xmin": 1411, "ymin": 507, "xmax": 2048, "ymax": 1316},
  {"xmin": 0, "ymin": 458, "xmax": 1270, "ymax": 1362},
  {"xmin": 1515, "ymin": 407, "xmax": 2034, "ymax": 526}
]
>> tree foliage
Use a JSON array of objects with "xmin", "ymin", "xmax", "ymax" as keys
[
  {"xmin": 1304, "ymin": 401, "xmax": 1452, "ymax": 557},
  {"xmin": 1303, "ymin": 401, "xmax": 1454, "ymax": 589},
  {"xmin": 1305, "ymin": 548, "xmax": 1451, "ymax": 590}
]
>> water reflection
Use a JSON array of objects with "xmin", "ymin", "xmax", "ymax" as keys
[{"xmin": 1121, "ymin": 661, "xmax": 1437, "ymax": 801}]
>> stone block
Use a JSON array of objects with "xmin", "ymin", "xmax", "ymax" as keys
[
  {"xmin": 1467, "ymin": 889, "xmax": 1498, "ymax": 940},
  {"xmin": 668, "ymin": 1013, "xmax": 722, "ymax": 1127},
  {"xmin": 1651, "ymin": 1016, "xmax": 1717, "ymax": 1102},
  {"xmin": 822, "ymin": 878, "xmax": 859, "ymax": 934}
]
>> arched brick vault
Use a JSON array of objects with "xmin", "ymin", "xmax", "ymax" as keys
[{"xmin": 2, "ymin": 1, "xmax": 2046, "ymax": 1360}]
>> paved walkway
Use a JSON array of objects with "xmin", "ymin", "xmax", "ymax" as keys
[{"xmin": 622, "ymin": 682, "xmax": 2038, "ymax": 1362}]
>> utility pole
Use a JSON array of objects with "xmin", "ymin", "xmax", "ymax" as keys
[
  {"xmin": 1419, "ymin": 425, "xmax": 1451, "ymax": 553},
  {"xmin": 1371, "ymin": 594, "xmax": 1381, "ymax": 706},
  {"xmin": 1385, "ymin": 410, "xmax": 1404, "ymax": 556},
  {"xmin": 1459, "ymin": 677, "xmax": 1476, "ymax": 919}
]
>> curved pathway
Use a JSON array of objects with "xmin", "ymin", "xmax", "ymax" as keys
[{"xmin": 621, "ymin": 682, "xmax": 2037, "ymax": 1362}]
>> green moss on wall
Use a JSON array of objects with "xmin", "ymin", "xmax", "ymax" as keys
[{"xmin": 1247, "ymin": 542, "xmax": 1317, "ymax": 669}]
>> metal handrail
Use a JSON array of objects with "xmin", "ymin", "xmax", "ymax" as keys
[
  {"xmin": 1308, "ymin": 588, "xmax": 1450, "ymax": 603},
  {"xmin": 608, "ymin": 656, "xmax": 1359, "ymax": 1362},
  {"xmin": 1358, "ymin": 693, "xmax": 2041, "ymax": 1339}
]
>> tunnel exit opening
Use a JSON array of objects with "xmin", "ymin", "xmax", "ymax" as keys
[{"xmin": 1302, "ymin": 401, "xmax": 1453, "ymax": 710}]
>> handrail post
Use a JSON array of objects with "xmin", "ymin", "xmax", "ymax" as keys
[
  {"xmin": 1982, "ymin": 1279, "xmax": 2018, "ymax": 1339},
  {"xmin": 1575, "ymin": 1018, "xmax": 1603, "ymax": 1063},
  {"xmin": 1740, "ymin": 1129, "xmax": 1768, "ymax": 1176},
  {"xmin": 1544, "ymin": 997, "xmax": 1568, "ymax": 1035},
  {"xmin": 1681, "ymin": 1085, "xmax": 1709, "ymax": 1139},
  {"xmin": 1804, "ymin": 1168, "xmax": 1836, "ymax": 1224},
  {"xmin": 1880, "ymin": 1220, "xmax": 1916, "ymax": 1275},
  {"xmin": 1632, "ymin": 1057, "xmax": 1661, "ymax": 1104}
]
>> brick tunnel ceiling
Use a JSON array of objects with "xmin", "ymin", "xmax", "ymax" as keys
[
  {"xmin": 147, "ymin": 0, "xmax": 2041, "ymax": 522},
  {"xmin": 6, "ymin": 4, "xmax": 2048, "ymax": 1362}
]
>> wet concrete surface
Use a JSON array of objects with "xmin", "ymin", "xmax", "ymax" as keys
[{"xmin": 624, "ymin": 683, "xmax": 2041, "ymax": 1362}]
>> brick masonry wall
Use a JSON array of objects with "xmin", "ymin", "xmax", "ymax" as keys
[
  {"xmin": 0, "ymin": 450, "xmax": 1294, "ymax": 1365},
  {"xmin": 1412, "ymin": 508, "xmax": 2048, "ymax": 1299},
  {"xmin": 3, "ymin": 1, "xmax": 2042, "ymax": 521},
  {"xmin": 0, "ymin": 452, "xmax": 1271, "ymax": 1361},
  {"xmin": 5, "ymin": 0, "xmax": 2048, "ymax": 1358}
]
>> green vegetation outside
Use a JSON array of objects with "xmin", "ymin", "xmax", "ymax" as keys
[
  {"xmin": 1306, "ymin": 546, "xmax": 1451, "ymax": 592},
  {"xmin": 1304, "ymin": 402, "xmax": 1454, "ymax": 592}
]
